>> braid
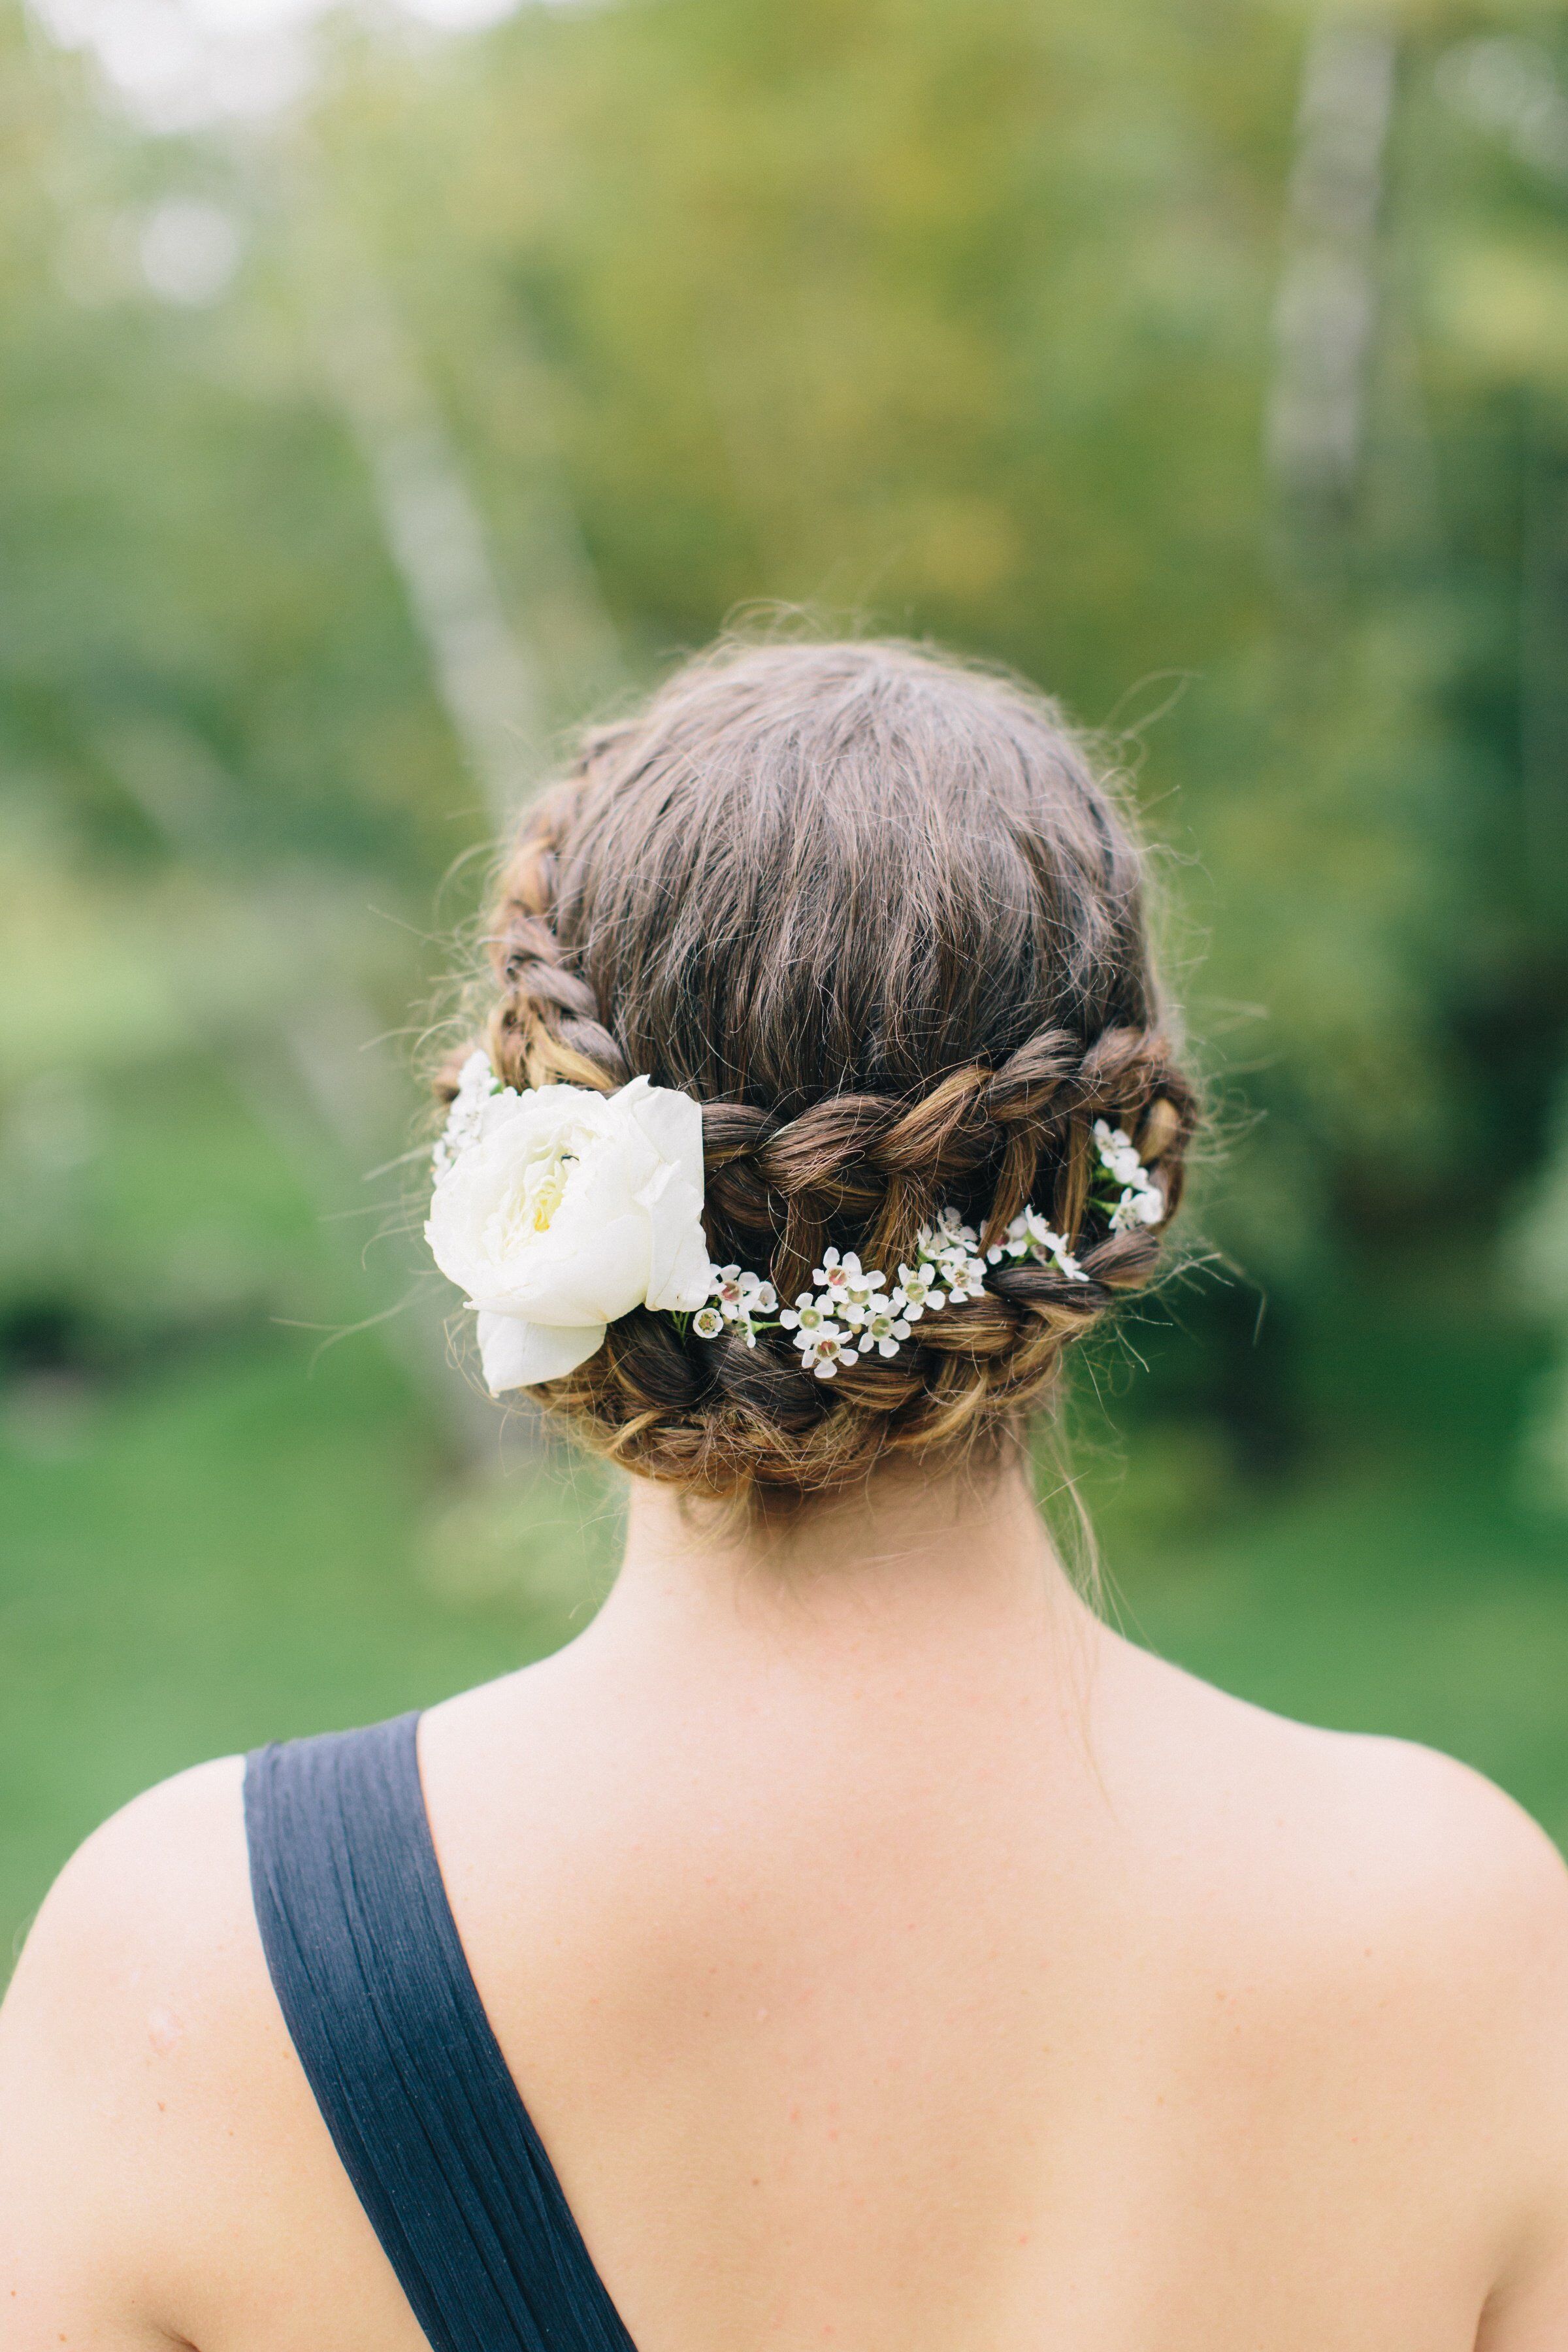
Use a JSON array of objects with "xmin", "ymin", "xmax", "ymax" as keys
[
  {"xmin": 434, "ymin": 636, "xmax": 1203, "ymax": 1505},
  {"xmin": 486, "ymin": 778, "xmax": 630, "ymax": 1095},
  {"xmin": 513, "ymin": 1016, "xmax": 1196, "ymax": 1501}
]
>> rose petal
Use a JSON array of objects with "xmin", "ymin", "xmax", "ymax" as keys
[{"xmin": 476, "ymin": 1311, "xmax": 606, "ymax": 1392}]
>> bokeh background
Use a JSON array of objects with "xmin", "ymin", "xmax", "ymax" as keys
[{"xmin": 4, "ymin": 0, "xmax": 1568, "ymax": 1960}]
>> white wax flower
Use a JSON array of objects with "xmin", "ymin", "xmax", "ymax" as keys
[
  {"xmin": 431, "ymin": 1048, "xmax": 498, "ymax": 1179},
  {"xmin": 425, "ymin": 1072, "xmax": 711, "ymax": 1392},
  {"xmin": 1094, "ymin": 1118, "xmax": 1165, "ymax": 1233}
]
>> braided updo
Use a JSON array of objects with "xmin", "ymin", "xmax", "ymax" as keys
[{"xmin": 443, "ymin": 638, "xmax": 1196, "ymax": 1502}]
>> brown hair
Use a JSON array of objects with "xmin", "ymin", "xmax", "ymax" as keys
[{"xmin": 445, "ymin": 637, "xmax": 1196, "ymax": 1502}]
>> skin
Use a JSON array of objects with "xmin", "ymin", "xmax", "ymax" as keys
[{"xmin": 2, "ymin": 1460, "xmax": 1567, "ymax": 2351}]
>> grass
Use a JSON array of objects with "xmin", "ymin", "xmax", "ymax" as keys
[
  {"xmin": 1102, "ymin": 1462, "xmax": 1568, "ymax": 1842},
  {"xmin": 0, "ymin": 1336, "xmax": 558, "ymax": 1959},
  {"xmin": 1084, "ymin": 1269, "xmax": 1568, "ymax": 1842},
  {"xmin": 1, "ymin": 1276, "xmax": 1565, "ymax": 1967}
]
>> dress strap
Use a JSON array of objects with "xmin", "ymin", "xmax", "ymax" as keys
[{"xmin": 244, "ymin": 1712, "xmax": 638, "ymax": 2352}]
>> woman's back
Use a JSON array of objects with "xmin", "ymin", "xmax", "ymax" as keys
[{"xmin": 6, "ymin": 1470, "xmax": 1567, "ymax": 2351}]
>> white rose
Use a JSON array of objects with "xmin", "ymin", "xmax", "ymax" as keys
[{"xmin": 425, "ymin": 1073, "xmax": 711, "ymax": 1393}]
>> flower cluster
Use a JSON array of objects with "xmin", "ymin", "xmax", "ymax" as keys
[
  {"xmin": 985, "ymin": 1205, "xmax": 1088, "ymax": 1283},
  {"xmin": 691, "ymin": 1264, "xmax": 779, "ymax": 1347},
  {"xmin": 427, "ymin": 1053, "xmax": 1169, "ymax": 1397},
  {"xmin": 1092, "ymin": 1119, "xmax": 1166, "ymax": 1232},
  {"xmin": 775, "ymin": 1246, "xmax": 903, "ymax": 1380},
  {"xmin": 677, "ymin": 1197, "xmax": 1111, "ymax": 1382},
  {"xmin": 432, "ymin": 1048, "xmax": 503, "ymax": 1179},
  {"xmin": 762, "ymin": 1215, "xmax": 990, "ymax": 1381}
]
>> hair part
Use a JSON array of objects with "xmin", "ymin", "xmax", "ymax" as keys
[{"xmin": 444, "ymin": 636, "xmax": 1197, "ymax": 1504}]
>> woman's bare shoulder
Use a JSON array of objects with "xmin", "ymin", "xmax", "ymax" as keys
[
  {"xmin": 1292, "ymin": 1716, "xmax": 1568, "ymax": 2051},
  {"xmin": 3, "ymin": 1754, "xmax": 257, "ymax": 2054},
  {"xmin": 3, "ymin": 1754, "xmax": 251, "ymax": 2042},
  {"xmin": 1115, "ymin": 1644, "xmax": 1568, "ymax": 2261},
  {"xmin": 0, "ymin": 1756, "xmax": 309, "ymax": 2345},
  {"xmin": 1204, "ymin": 1657, "xmax": 1563, "ymax": 1910},
  {"xmin": 1123, "ymin": 1641, "xmax": 1568, "ymax": 1964}
]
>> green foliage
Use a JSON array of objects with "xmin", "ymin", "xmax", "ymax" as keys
[
  {"xmin": 1, "ymin": 0, "xmax": 1567, "ymax": 1917},
  {"xmin": 310, "ymin": 0, "xmax": 1567, "ymax": 1283}
]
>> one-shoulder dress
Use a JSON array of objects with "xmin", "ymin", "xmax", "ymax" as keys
[{"xmin": 245, "ymin": 1714, "xmax": 638, "ymax": 2352}]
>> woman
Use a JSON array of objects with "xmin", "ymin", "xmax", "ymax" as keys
[{"xmin": 2, "ymin": 639, "xmax": 1565, "ymax": 2351}]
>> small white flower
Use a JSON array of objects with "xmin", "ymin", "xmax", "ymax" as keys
[
  {"xmin": 938, "ymin": 1250, "xmax": 988, "ymax": 1302},
  {"xmin": 993, "ymin": 1207, "xmax": 1088, "ymax": 1281},
  {"xmin": 1093, "ymin": 1119, "xmax": 1148, "ymax": 1187},
  {"xmin": 708, "ymin": 1263, "xmax": 749, "ymax": 1313},
  {"xmin": 725, "ymin": 1271, "xmax": 779, "ymax": 1350},
  {"xmin": 779, "ymin": 1292, "xmax": 835, "ymax": 1335},
  {"xmin": 710, "ymin": 1264, "xmax": 782, "ymax": 1320},
  {"xmin": 1092, "ymin": 1120, "xmax": 1164, "ymax": 1235},
  {"xmin": 432, "ymin": 1049, "xmax": 504, "ymax": 1179},
  {"xmin": 992, "ymin": 1210, "xmax": 1047, "ymax": 1262},
  {"xmin": 837, "ymin": 1273, "xmax": 887, "ymax": 1329},
  {"xmin": 693, "ymin": 1305, "xmax": 725, "ymax": 1339},
  {"xmin": 894, "ymin": 1264, "xmax": 945, "ymax": 1317},
  {"xmin": 710, "ymin": 1268, "xmax": 779, "ymax": 1345},
  {"xmin": 856, "ymin": 1305, "xmax": 911, "ymax": 1359},
  {"xmin": 811, "ymin": 1247, "xmax": 877, "ymax": 1305},
  {"xmin": 797, "ymin": 1326, "xmax": 852, "ymax": 1379},
  {"xmin": 1109, "ymin": 1184, "xmax": 1164, "ymax": 1233},
  {"xmin": 986, "ymin": 1215, "xmax": 1021, "ymax": 1265}
]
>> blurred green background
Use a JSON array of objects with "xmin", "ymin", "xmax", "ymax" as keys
[{"xmin": 3, "ymin": 0, "xmax": 1568, "ymax": 1962}]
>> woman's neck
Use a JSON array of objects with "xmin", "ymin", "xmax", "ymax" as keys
[{"xmin": 578, "ymin": 1459, "xmax": 1109, "ymax": 1725}]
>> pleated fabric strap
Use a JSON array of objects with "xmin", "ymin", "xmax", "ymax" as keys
[{"xmin": 244, "ymin": 1712, "xmax": 638, "ymax": 2352}]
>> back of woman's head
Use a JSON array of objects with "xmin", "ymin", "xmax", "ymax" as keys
[{"xmin": 448, "ymin": 636, "xmax": 1196, "ymax": 1501}]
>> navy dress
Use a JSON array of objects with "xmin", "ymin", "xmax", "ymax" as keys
[{"xmin": 244, "ymin": 1713, "xmax": 638, "ymax": 2352}]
